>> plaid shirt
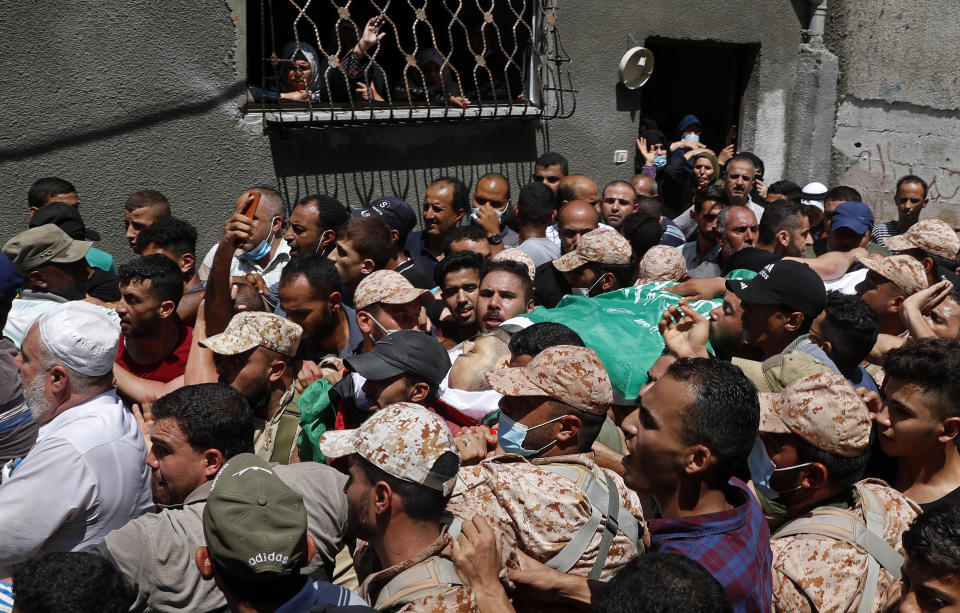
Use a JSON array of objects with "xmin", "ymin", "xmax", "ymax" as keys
[{"xmin": 649, "ymin": 478, "xmax": 772, "ymax": 613}]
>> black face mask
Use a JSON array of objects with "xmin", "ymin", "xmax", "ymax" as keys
[{"xmin": 500, "ymin": 203, "xmax": 519, "ymax": 232}]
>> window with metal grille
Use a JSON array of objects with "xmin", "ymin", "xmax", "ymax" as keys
[{"xmin": 245, "ymin": 0, "xmax": 574, "ymax": 126}]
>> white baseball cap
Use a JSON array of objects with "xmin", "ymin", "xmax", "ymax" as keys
[{"xmin": 37, "ymin": 301, "xmax": 120, "ymax": 376}]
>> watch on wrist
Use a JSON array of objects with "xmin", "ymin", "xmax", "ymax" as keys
[{"xmin": 487, "ymin": 233, "xmax": 503, "ymax": 245}]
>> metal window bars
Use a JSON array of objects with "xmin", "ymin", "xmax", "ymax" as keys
[{"xmin": 251, "ymin": 0, "xmax": 575, "ymax": 126}]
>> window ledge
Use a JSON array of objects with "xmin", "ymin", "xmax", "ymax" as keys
[{"xmin": 253, "ymin": 103, "xmax": 543, "ymax": 125}]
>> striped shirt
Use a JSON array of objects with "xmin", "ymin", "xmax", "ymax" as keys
[
  {"xmin": 872, "ymin": 220, "xmax": 902, "ymax": 250},
  {"xmin": 0, "ymin": 580, "xmax": 12, "ymax": 613}
]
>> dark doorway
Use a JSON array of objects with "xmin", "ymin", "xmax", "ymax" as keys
[{"xmin": 640, "ymin": 38, "xmax": 759, "ymax": 152}]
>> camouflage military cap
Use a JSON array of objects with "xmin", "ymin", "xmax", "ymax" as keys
[
  {"xmin": 885, "ymin": 219, "xmax": 960, "ymax": 260},
  {"xmin": 492, "ymin": 248, "xmax": 536, "ymax": 281},
  {"xmin": 856, "ymin": 253, "xmax": 929, "ymax": 296},
  {"xmin": 759, "ymin": 373, "xmax": 871, "ymax": 457},
  {"xmin": 553, "ymin": 228, "xmax": 633, "ymax": 272},
  {"xmin": 319, "ymin": 402, "xmax": 459, "ymax": 496},
  {"xmin": 638, "ymin": 245, "xmax": 687, "ymax": 283},
  {"xmin": 736, "ymin": 351, "xmax": 837, "ymax": 394},
  {"xmin": 200, "ymin": 311, "xmax": 302, "ymax": 357},
  {"xmin": 485, "ymin": 345, "xmax": 613, "ymax": 415},
  {"xmin": 354, "ymin": 269, "xmax": 434, "ymax": 311}
]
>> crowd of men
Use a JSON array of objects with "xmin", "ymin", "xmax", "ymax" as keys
[{"xmin": 1, "ymin": 120, "xmax": 960, "ymax": 613}]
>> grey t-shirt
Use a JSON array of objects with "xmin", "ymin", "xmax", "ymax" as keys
[{"xmin": 519, "ymin": 237, "xmax": 561, "ymax": 268}]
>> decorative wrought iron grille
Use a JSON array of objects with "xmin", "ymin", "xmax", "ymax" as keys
[{"xmin": 249, "ymin": 0, "xmax": 575, "ymax": 126}]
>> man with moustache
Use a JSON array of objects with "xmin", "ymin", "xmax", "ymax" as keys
[
  {"xmin": 435, "ymin": 251, "xmax": 485, "ymax": 349},
  {"xmin": 284, "ymin": 193, "xmax": 350, "ymax": 258},
  {"xmin": 0, "ymin": 302, "xmax": 152, "ymax": 575},
  {"xmin": 476, "ymin": 260, "xmax": 534, "ymax": 331},
  {"xmin": 534, "ymin": 200, "xmax": 601, "ymax": 308},
  {"xmin": 405, "ymin": 177, "xmax": 469, "ymax": 282}
]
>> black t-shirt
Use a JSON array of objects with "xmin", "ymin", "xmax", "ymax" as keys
[
  {"xmin": 919, "ymin": 484, "xmax": 960, "ymax": 513},
  {"xmin": 533, "ymin": 261, "xmax": 571, "ymax": 308}
]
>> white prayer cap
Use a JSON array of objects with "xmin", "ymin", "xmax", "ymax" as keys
[
  {"xmin": 37, "ymin": 301, "xmax": 120, "ymax": 376},
  {"xmin": 800, "ymin": 182, "xmax": 828, "ymax": 210}
]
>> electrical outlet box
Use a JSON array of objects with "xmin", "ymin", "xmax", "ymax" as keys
[{"xmin": 613, "ymin": 150, "xmax": 629, "ymax": 164}]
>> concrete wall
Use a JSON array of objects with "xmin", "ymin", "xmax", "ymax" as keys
[
  {"xmin": 826, "ymin": 0, "xmax": 960, "ymax": 225},
  {"xmin": 1, "ymin": 0, "xmax": 954, "ymax": 263}
]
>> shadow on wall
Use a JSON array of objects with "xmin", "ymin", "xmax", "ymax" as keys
[
  {"xmin": 266, "ymin": 119, "xmax": 542, "ymax": 212},
  {"xmin": 0, "ymin": 81, "xmax": 249, "ymax": 164}
]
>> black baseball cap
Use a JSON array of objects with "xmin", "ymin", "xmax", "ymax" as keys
[
  {"xmin": 30, "ymin": 202, "xmax": 100, "ymax": 241},
  {"xmin": 344, "ymin": 329, "xmax": 451, "ymax": 386},
  {"xmin": 351, "ymin": 197, "xmax": 417, "ymax": 239},
  {"xmin": 725, "ymin": 259, "xmax": 826, "ymax": 320}
]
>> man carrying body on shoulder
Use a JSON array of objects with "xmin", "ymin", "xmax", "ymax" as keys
[
  {"xmin": 885, "ymin": 219, "xmax": 960, "ymax": 285},
  {"xmin": 856, "ymin": 254, "xmax": 930, "ymax": 339},
  {"xmin": 319, "ymin": 403, "xmax": 476, "ymax": 612},
  {"xmin": 753, "ymin": 373, "xmax": 919, "ymax": 613},
  {"xmin": 98, "ymin": 383, "xmax": 349, "ymax": 612},
  {"xmin": 1, "ymin": 224, "xmax": 94, "ymax": 349},
  {"xmin": 406, "ymin": 178, "xmax": 469, "ymax": 282},
  {"xmin": 552, "ymin": 227, "xmax": 634, "ymax": 299},
  {"xmin": 138, "ymin": 217, "xmax": 205, "ymax": 326},
  {"xmin": 115, "ymin": 254, "xmax": 193, "ymax": 385},
  {"xmin": 286, "ymin": 193, "xmax": 350, "ymax": 259},
  {"xmin": 196, "ymin": 452, "xmax": 370, "ymax": 612},
  {"xmin": 352, "ymin": 196, "xmax": 432, "ymax": 289},
  {"xmin": 123, "ymin": 189, "xmax": 171, "ymax": 254},
  {"xmin": 452, "ymin": 346, "xmax": 645, "ymax": 592},
  {"xmin": 872, "ymin": 338, "xmax": 960, "ymax": 512},
  {"xmin": 202, "ymin": 311, "xmax": 304, "ymax": 464},
  {"xmin": 0, "ymin": 302, "xmax": 152, "ymax": 575}
]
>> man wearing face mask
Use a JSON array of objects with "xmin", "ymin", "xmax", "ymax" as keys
[
  {"xmin": 448, "ymin": 345, "xmax": 645, "ymax": 585},
  {"xmin": 552, "ymin": 228, "xmax": 634, "ymax": 299},
  {"xmin": 199, "ymin": 187, "xmax": 291, "ymax": 292},
  {"xmin": 470, "ymin": 172, "xmax": 519, "ymax": 250},
  {"xmin": 751, "ymin": 373, "xmax": 919, "ymax": 613}
]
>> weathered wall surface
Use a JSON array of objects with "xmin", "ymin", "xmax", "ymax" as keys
[{"xmin": 826, "ymin": 0, "xmax": 960, "ymax": 224}]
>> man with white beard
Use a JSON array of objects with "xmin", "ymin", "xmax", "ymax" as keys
[{"xmin": 0, "ymin": 301, "xmax": 152, "ymax": 575}]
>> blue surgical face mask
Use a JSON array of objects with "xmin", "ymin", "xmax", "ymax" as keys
[
  {"xmin": 653, "ymin": 155, "xmax": 667, "ymax": 169},
  {"xmin": 747, "ymin": 438, "xmax": 813, "ymax": 500},
  {"xmin": 242, "ymin": 236, "xmax": 272, "ymax": 261},
  {"xmin": 684, "ymin": 132, "xmax": 700, "ymax": 143},
  {"xmin": 497, "ymin": 412, "xmax": 563, "ymax": 458}
]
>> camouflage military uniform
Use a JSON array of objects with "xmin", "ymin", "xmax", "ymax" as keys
[
  {"xmin": 638, "ymin": 244, "xmax": 688, "ymax": 283},
  {"xmin": 354, "ymin": 527, "xmax": 481, "ymax": 613},
  {"xmin": 448, "ymin": 451, "xmax": 644, "ymax": 582},
  {"xmin": 759, "ymin": 374, "xmax": 920, "ymax": 613},
  {"xmin": 253, "ymin": 384, "xmax": 301, "ymax": 464},
  {"xmin": 771, "ymin": 479, "xmax": 920, "ymax": 613}
]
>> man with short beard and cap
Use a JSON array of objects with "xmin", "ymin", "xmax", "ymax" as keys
[
  {"xmin": 0, "ymin": 302, "xmax": 152, "ymax": 575},
  {"xmin": 535, "ymin": 201, "xmax": 601, "ymax": 308},
  {"xmin": 449, "ymin": 346, "xmax": 644, "ymax": 590},
  {"xmin": 552, "ymin": 228, "xmax": 634, "ymax": 299},
  {"xmin": 202, "ymin": 311, "xmax": 304, "ymax": 464},
  {"xmin": 751, "ymin": 373, "xmax": 918, "ymax": 613},
  {"xmin": 319, "ymin": 403, "xmax": 474, "ymax": 612},
  {"xmin": 196, "ymin": 453, "xmax": 369, "ymax": 611},
  {"xmin": 856, "ymin": 254, "xmax": 929, "ymax": 337},
  {"xmin": 2, "ymin": 224, "xmax": 95, "ymax": 349}
]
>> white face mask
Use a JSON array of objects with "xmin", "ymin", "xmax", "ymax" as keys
[
  {"xmin": 370, "ymin": 315, "xmax": 400, "ymax": 339},
  {"xmin": 570, "ymin": 275, "xmax": 605, "ymax": 298}
]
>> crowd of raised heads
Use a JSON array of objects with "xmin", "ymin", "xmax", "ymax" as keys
[{"xmin": 1, "ymin": 118, "xmax": 960, "ymax": 613}]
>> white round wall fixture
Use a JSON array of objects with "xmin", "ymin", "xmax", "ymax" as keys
[{"xmin": 618, "ymin": 47, "xmax": 654, "ymax": 89}]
